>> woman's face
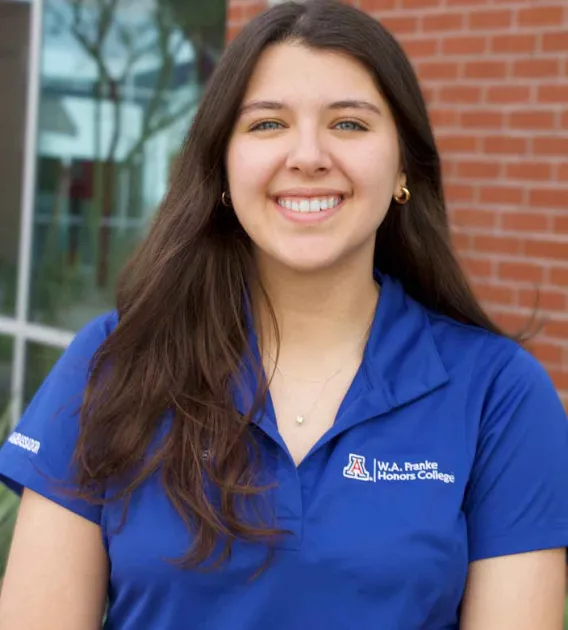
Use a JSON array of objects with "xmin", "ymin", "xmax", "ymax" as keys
[{"xmin": 226, "ymin": 42, "xmax": 406, "ymax": 274}]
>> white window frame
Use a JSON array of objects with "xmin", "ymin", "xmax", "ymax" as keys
[{"xmin": 0, "ymin": 0, "xmax": 75, "ymax": 427}]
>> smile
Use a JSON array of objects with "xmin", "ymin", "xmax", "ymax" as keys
[{"xmin": 276, "ymin": 195, "xmax": 344, "ymax": 213}]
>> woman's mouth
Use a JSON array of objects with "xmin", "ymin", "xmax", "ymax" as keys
[{"xmin": 275, "ymin": 194, "xmax": 345, "ymax": 214}]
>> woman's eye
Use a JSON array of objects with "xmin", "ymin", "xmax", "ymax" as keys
[
  {"xmin": 334, "ymin": 120, "xmax": 368, "ymax": 131},
  {"xmin": 250, "ymin": 120, "xmax": 284, "ymax": 132}
]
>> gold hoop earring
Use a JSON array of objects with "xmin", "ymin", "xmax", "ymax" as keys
[
  {"xmin": 221, "ymin": 191, "xmax": 232, "ymax": 207},
  {"xmin": 393, "ymin": 186, "xmax": 411, "ymax": 205}
]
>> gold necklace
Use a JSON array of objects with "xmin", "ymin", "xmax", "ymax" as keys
[{"xmin": 267, "ymin": 322, "xmax": 372, "ymax": 426}]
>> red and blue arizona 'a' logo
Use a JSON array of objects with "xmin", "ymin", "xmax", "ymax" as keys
[{"xmin": 343, "ymin": 453, "xmax": 371, "ymax": 481}]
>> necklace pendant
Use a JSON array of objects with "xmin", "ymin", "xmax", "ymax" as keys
[{"xmin": 296, "ymin": 415, "xmax": 305, "ymax": 425}]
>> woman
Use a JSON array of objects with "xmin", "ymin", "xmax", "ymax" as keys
[{"xmin": 0, "ymin": 1, "xmax": 567, "ymax": 628}]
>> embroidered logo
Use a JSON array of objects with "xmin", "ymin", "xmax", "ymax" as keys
[
  {"xmin": 343, "ymin": 453, "xmax": 372, "ymax": 481},
  {"xmin": 7, "ymin": 431, "xmax": 40, "ymax": 455},
  {"xmin": 343, "ymin": 453, "xmax": 455, "ymax": 484}
]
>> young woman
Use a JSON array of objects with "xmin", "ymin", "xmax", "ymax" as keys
[{"xmin": 0, "ymin": 1, "xmax": 567, "ymax": 628}]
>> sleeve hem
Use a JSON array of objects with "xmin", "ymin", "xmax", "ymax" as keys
[
  {"xmin": 469, "ymin": 527, "xmax": 568, "ymax": 562},
  {"xmin": 0, "ymin": 466, "xmax": 102, "ymax": 526}
]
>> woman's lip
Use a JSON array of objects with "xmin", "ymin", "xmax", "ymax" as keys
[{"xmin": 271, "ymin": 197, "xmax": 345, "ymax": 223}]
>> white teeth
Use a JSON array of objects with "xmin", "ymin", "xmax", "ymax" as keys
[{"xmin": 276, "ymin": 195, "xmax": 343, "ymax": 213}]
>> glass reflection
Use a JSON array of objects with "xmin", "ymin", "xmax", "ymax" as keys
[
  {"xmin": 24, "ymin": 341, "xmax": 63, "ymax": 407},
  {"xmin": 30, "ymin": 0, "xmax": 227, "ymax": 329},
  {"xmin": 0, "ymin": 2, "xmax": 30, "ymax": 316},
  {"xmin": 0, "ymin": 336, "xmax": 12, "ymax": 426}
]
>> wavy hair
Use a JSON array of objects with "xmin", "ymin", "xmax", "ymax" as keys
[{"xmin": 74, "ymin": 0, "xmax": 515, "ymax": 569}]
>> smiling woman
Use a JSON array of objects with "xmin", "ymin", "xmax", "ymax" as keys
[
  {"xmin": 0, "ymin": 1, "xmax": 566, "ymax": 630},
  {"xmin": 227, "ymin": 43, "xmax": 405, "ymax": 273}
]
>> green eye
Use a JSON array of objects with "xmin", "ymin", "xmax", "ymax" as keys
[
  {"xmin": 335, "ymin": 120, "xmax": 367, "ymax": 131},
  {"xmin": 250, "ymin": 120, "xmax": 283, "ymax": 131}
]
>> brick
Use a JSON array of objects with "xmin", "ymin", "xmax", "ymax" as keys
[
  {"xmin": 492, "ymin": 311, "xmax": 534, "ymax": 336},
  {"xmin": 520, "ymin": 288, "xmax": 566, "ymax": 311},
  {"xmin": 518, "ymin": 6, "xmax": 564, "ymax": 27},
  {"xmin": 543, "ymin": 319, "xmax": 568, "ymax": 340},
  {"xmin": 491, "ymin": 34, "xmax": 536, "ymax": 54},
  {"xmin": 499, "ymin": 261, "xmax": 544, "ymax": 283},
  {"xmin": 380, "ymin": 16, "xmax": 419, "ymax": 34},
  {"xmin": 554, "ymin": 216, "xmax": 568, "ymax": 233},
  {"xmin": 483, "ymin": 136, "xmax": 528, "ymax": 155},
  {"xmin": 225, "ymin": 24, "xmax": 241, "ymax": 42},
  {"xmin": 529, "ymin": 188, "xmax": 568, "ymax": 209},
  {"xmin": 542, "ymin": 31, "xmax": 568, "ymax": 53},
  {"xmin": 402, "ymin": 39, "xmax": 439, "ymax": 57},
  {"xmin": 437, "ymin": 134, "xmax": 479, "ymax": 153},
  {"xmin": 227, "ymin": 4, "xmax": 244, "ymax": 22},
  {"xmin": 550, "ymin": 371, "xmax": 568, "ymax": 392},
  {"xmin": 474, "ymin": 234, "xmax": 522, "ymax": 255},
  {"xmin": 534, "ymin": 137, "xmax": 568, "ymax": 156},
  {"xmin": 445, "ymin": 184, "xmax": 475, "ymax": 202},
  {"xmin": 539, "ymin": 84, "xmax": 568, "ymax": 104},
  {"xmin": 422, "ymin": 86, "xmax": 436, "ymax": 105},
  {"xmin": 501, "ymin": 211, "xmax": 548, "ymax": 231},
  {"xmin": 464, "ymin": 61, "xmax": 507, "ymax": 79},
  {"xmin": 561, "ymin": 111, "xmax": 568, "ymax": 129},
  {"xmin": 525, "ymin": 239, "xmax": 568, "ymax": 260},
  {"xmin": 480, "ymin": 186, "xmax": 523, "ymax": 205},
  {"xmin": 441, "ymin": 158, "xmax": 456, "ymax": 178},
  {"xmin": 487, "ymin": 86, "xmax": 532, "ymax": 104},
  {"xmin": 505, "ymin": 162, "xmax": 552, "ymax": 181},
  {"xmin": 457, "ymin": 160, "xmax": 501, "ymax": 179},
  {"xmin": 469, "ymin": 9, "xmax": 513, "ymax": 30},
  {"xmin": 429, "ymin": 108, "xmax": 459, "ymax": 127},
  {"xmin": 423, "ymin": 13, "xmax": 464, "ymax": 32},
  {"xmin": 359, "ymin": 0, "xmax": 397, "ymax": 9},
  {"xmin": 558, "ymin": 163, "xmax": 568, "ymax": 180},
  {"xmin": 513, "ymin": 59, "xmax": 560, "ymax": 79},
  {"xmin": 479, "ymin": 186, "xmax": 523, "ymax": 204},
  {"xmin": 446, "ymin": 0, "xmax": 488, "ymax": 5},
  {"xmin": 242, "ymin": 4, "xmax": 266, "ymax": 19},
  {"xmin": 439, "ymin": 85, "xmax": 482, "ymax": 104},
  {"xmin": 461, "ymin": 110, "xmax": 504, "ymax": 129},
  {"xmin": 453, "ymin": 208, "xmax": 498, "ymax": 228},
  {"xmin": 400, "ymin": 0, "xmax": 440, "ymax": 7},
  {"xmin": 451, "ymin": 231, "xmax": 472, "ymax": 250},
  {"xmin": 442, "ymin": 36, "xmax": 486, "ymax": 55},
  {"xmin": 508, "ymin": 111, "xmax": 555, "ymax": 130},
  {"xmin": 526, "ymin": 340, "xmax": 564, "ymax": 364},
  {"xmin": 474, "ymin": 282, "xmax": 516, "ymax": 306},
  {"xmin": 459, "ymin": 255, "xmax": 493, "ymax": 278},
  {"xmin": 550, "ymin": 266, "xmax": 568, "ymax": 286},
  {"xmin": 418, "ymin": 61, "xmax": 460, "ymax": 80}
]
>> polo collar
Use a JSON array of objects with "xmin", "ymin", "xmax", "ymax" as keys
[{"xmin": 233, "ymin": 272, "xmax": 449, "ymax": 445}]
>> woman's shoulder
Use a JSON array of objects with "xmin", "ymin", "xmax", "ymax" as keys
[{"xmin": 68, "ymin": 310, "xmax": 119, "ymax": 355}]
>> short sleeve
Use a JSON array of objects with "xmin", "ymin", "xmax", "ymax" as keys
[
  {"xmin": 0, "ymin": 312, "xmax": 118, "ymax": 524},
  {"xmin": 465, "ymin": 347, "xmax": 568, "ymax": 562}
]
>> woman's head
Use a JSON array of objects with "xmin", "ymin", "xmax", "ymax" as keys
[
  {"xmin": 75, "ymin": 0, "xmax": 509, "ymax": 573},
  {"xmin": 182, "ymin": 0, "xmax": 442, "ymax": 280},
  {"xmin": 226, "ymin": 41, "xmax": 406, "ymax": 274}
]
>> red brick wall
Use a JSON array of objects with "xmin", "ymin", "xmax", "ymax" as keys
[{"xmin": 226, "ymin": 0, "xmax": 568, "ymax": 406}]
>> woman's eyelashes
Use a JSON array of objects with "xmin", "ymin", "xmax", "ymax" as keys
[{"xmin": 247, "ymin": 118, "xmax": 370, "ymax": 132}]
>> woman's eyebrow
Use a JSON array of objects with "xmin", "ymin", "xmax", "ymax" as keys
[
  {"xmin": 239, "ymin": 99, "xmax": 382, "ymax": 116},
  {"xmin": 239, "ymin": 100, "xmax": 287, "ymax": 116},
  {"xmin": 328, "ymin": 100, "xmax": 382, "ymax": 115}
]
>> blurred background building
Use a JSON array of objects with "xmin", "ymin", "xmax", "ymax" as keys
[
  {"xmin": 0, "ymin": 0, "xmax": 566, "ymax": 588},
  {"xmin": 0, "ymin": 0, "xmax": 227, "ymax": 427}
]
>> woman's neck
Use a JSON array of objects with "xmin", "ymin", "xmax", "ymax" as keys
[{"xmin": 253, "ymin": 256, "xmax": 379, "ymax": 377}]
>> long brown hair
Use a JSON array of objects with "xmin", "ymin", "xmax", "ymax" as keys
[{"xmin": 75, "ymin": 0, "xmax": 516, "ymax": 568}]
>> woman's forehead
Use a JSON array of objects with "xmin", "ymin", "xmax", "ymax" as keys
[{"xmin": 242, "ymin": 42, "xmax": 381, "ymax": 104}]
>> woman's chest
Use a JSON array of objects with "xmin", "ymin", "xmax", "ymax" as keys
[{"xmin": 103, "ymin": 408, "xmax": 472, "ymax": 617}]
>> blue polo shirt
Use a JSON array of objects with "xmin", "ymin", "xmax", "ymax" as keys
[{"xmin": 1, "ymin": 273, "xmax": 568, "ymax": 629}]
